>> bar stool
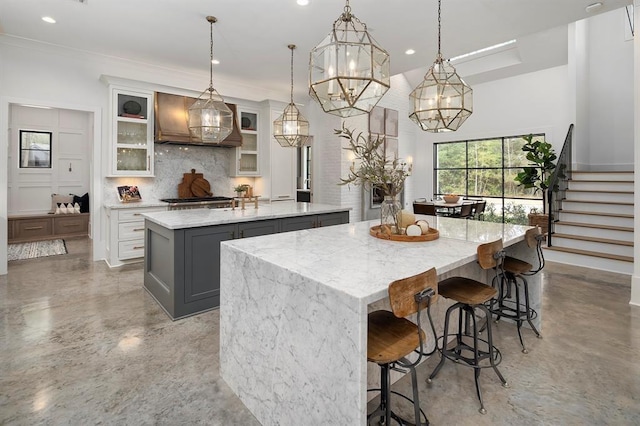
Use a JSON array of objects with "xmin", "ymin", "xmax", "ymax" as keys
[
  {"xmin": 489, "ymin": 226, "xmax": 545, "ymax": 353},
  {"xmin": 367, "ymin": 268, "xmax": 439, "ymax": 425},
  {"xmin": 428, "ymin": 239, "xmax": 508, "ymax": 414}
]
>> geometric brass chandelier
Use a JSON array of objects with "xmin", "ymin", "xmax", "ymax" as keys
[
  {"xmin": 309, "ymin": 0, "xmax": 390, "ymax": 117},
  {"xmin": 273, "ymin": 44, "xmax": 310, "ymax": 148},
  {"xmin": 188, "ymin": 16, "xmax": 234, "ymax": 143},
  {"xmin": 409, "ymin": 0, "xmax": 473, "ymax": 132}
]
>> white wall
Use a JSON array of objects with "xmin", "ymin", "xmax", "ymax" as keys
[
  {"xmin": 412, "ymin": 65, "xmax": 572, "ymax": 198},
  {"xmin": 585, "ymin": 7, "xmax": 635, "ymax": 170},
  {"xmin": 9, "ymin": 106, "xmax": 91, "ymax": 215}
]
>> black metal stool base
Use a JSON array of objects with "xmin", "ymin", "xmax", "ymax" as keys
[
  {"xmin": 489, "ymin": 273, "xmax": 541, "ymax": 353},
  {"xmin": 429, "ymin": 302, "xmax": 508, "ymax": 414},
  {"xmin": 367, "ymin": 361, "xmax": 429, "ymax": 426}
]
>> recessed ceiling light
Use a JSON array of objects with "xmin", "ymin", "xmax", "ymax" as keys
[
  {"xmin": 585, "ymin": 2, "xmax": 603, "ymax": 13},
  {"xmin": 297, "ymin": 0, "xmax": 309, "ymax": 5},
  {"xmin": 42, "ymin": 16, "xmax": 56, "ymax": 24},
  {"xmin": 211, "ymin": 59, "xmax": 220, "ymax": 65},
  {"xmin": 405, "ymin": 49, "xmax": 416, "ymax": 55}
]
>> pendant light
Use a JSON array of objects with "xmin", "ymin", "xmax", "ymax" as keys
[
  {"xmin": 309, "ymin": 0, "xmax": 390, "ymax": 118},
  {"xmin": 188, "ymin": 16, "xmax": 233, "ymax": 143},
  {"xmin": 274, "ymin": 45, "xmax": 310, "ymax": 148},
  {"xmin": 409, "ymin": 0, "xmax": 472, "ymax": 132}
]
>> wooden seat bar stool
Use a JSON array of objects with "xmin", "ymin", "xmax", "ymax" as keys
[
  {"xmin": 428, "ymin": 239, "xmax": 508, "ymax": 414},
  {"xmin": 367, "ymin": 268, "xmax": 439, "ymax": 425},
  {"xmin": 489, "ymin": 226, "xmax": 545, "ymax": 353}
]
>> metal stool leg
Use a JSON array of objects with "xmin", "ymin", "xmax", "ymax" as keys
[
  {"xmin": 469, "ymin": 306, "xmax": 486, "ymax": 414},
  {"xmin": 522, "ymin": 276, "xmax": 541, "ymax": 339},
  {"xmin": 429, "ymin": 303, "xmax": 457, "ymax": 382},
  {"xmin": 511, "ymin": 274, "xmax": 527, "ymax": 353},
  {"xmin": 478, "ymin": 304, "xmax": 508, "ymax": 388}
]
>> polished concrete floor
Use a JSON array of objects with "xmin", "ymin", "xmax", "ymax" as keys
[{"xmin": 1, "ymin": 237, "xmax": 639, "ymax": 425}]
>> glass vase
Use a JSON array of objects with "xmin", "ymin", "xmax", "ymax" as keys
[{"xmin": 380, "ymin": 195, "xmax": 402, "ymax": 234}]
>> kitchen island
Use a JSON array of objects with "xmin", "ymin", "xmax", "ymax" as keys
[
  {"xmin": 219, "ymin": 216, "xmax": 540, "ymax": 426},
  {"xmin": 142, "ymin": 202, "xmax": 350, "ymax": 320}
]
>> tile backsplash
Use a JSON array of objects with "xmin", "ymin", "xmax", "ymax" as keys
[{"xmin": 104, "ymin": 144, "xmax": 239, "ymax": 204}]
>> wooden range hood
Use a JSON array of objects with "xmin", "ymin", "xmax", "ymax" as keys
[{"xmin": 154, "ymin": 92, "xmax": 243, "ymax": 147}]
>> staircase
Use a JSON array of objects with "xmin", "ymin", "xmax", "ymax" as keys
[{"xmin": 545, "ymin": 171, "xmax": 634, "ymax": 275}]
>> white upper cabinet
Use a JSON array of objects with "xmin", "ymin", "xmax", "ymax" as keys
[
  {"xmin": 230, "ymin": 107, "xmax": 260, "ymax": 176},
  {"xmin": 108, "ymin": 86, "xmax": 154, "ymax": 177}
]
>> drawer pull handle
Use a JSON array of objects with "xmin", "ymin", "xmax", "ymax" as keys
[
  {"xmin": 133, "ymin": 228, "xmax": 144, "ymax": 232},
  {"xmin": 277, "ymin": 195, "xmax": 290, "ymax": 198},
  {"xmin": 25, "ymin": 226, "xmax": 44, "ymax": 230},
  {"xmin": 133, "ymin": 246, "xmax": 144, "ymax": 250},
  {"xmin": 133, "ymin": 213, "xmax": 142, "ymax": 216}
]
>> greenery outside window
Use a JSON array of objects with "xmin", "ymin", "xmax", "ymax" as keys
[
  {"xmin": 20, "ymin": 130, "xmax": 52, "ymax": 168},
  {"xmin": 434, "ymin": 134, "xmax": 545, "ymax": 224}
]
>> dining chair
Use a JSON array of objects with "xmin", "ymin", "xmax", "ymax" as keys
[{"xmin": 413, "ymin": 202, "xmax": 437, "ymax": 215}]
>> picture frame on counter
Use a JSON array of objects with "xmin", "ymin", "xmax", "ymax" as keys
[{"xmin": 117, "ymin": 185, "xmax": 142, "ymax": 203}]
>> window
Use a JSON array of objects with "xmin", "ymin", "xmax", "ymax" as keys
[
  {"xmin": 434, "ymin": 134, "xmax": 545, "ymax": 224},
  {"xmin": 20, "ymin": 130, "xmax": 52, "ymax": 168}
]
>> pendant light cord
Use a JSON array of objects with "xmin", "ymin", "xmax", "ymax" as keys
[
  {"xmin": 209, "ymin": 18, "xmax": 214, "ymax": 91},
  {"xmin": 290, "ymin": 46, "xmax": 294, "ymax": 103},
  {"xmin": 437, "ymin": 0, "xmax": 442, "ymax": 57}
]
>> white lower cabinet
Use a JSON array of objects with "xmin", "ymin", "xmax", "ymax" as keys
[{"xmin": 105, "ymin": 205, "xmax": 166, "ymax": 267}]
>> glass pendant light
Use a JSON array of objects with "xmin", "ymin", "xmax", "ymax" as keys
[
  {"xmin": 309, "ymin": 0, "xmax": 390, "ymax": 117},
  {"xmin": 274, "ymin": 44, "xmax": 310, "ymax": 148},
  {"xmin": 409, "ymin": 0, "xmax": 472, "ymax": 132},
  {"xmin": 188, "ymin": 16, "xmax": 233, "ymax": 143}
]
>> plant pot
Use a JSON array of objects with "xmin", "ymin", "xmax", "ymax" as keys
[{"xmin": 528, "ymin": 213, "xmax": 550, "ymax": 241}]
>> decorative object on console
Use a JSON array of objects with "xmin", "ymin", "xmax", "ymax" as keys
[
  {"xmin": 51, "ymin": 193, "xmax": 74, "ymax": 214},
  {"xmin": 409, "ymin": 0, "xmax": 473, "ymax": 132},
  {"xmin": 273, "ymin": 44, "xmax": 310, "ymax": 148},
  {"xmin": 188, "ymin": 16, "xmax": 234, "ymax": 144},
  {"xmin": 117, "ymin": 185, "xmax": 142, "ymax": 202},
  {"xmin": 309, "ymin": 0, "xmax": 390, "ymax": 117},
  {"xmin": 338, "ymin": 125, "xmax": 412, "ymax": 234}
]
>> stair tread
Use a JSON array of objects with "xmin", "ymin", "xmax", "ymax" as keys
[
  {"xmin": 561, "ymin": 200, "xmax": 634, "ymax": 206},
  {"xmin": 566, "ymin": 189, "xmax": 634, "ymax": 194},
  {"xmin": 568, "ymin": 180, "xmax": 634, "ymax": 183},
  {"xmin": 552, "ymin": 233, "xmax": 634, "ymax": 246},
  {"xmin": 556, "ymin": 221, "xmax": 634, "ymax": 232},
  {"xmin": 544, "ymin": 246, "xmax": 633, "ymax": 263},
  {"xmin": 570, "ymin": 171, "xmax": 634, "ymax": 174},
  {"xmin": 559, "ymin": 210, "xmax": 634, "ymax": 218}
]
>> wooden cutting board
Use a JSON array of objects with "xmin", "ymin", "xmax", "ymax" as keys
[
  {"xmin": 191, "ymin": 177, "xmax": 212, "ymax": 197},
  {"xmin": 178, "ymin": 169, "xmax": 203, "ymax": 198}
]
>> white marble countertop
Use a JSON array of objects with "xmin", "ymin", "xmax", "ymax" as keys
[
  {"xmin": 103, "ymin": 200, "xmax": 167, "ymax": 209},
  {"xmin": 142, "ymin": 201, "xmax": 351, "ymax": 230},
  {"xmin": 223, "ymin": 215, "xmax": 531, "ymax": 305}
]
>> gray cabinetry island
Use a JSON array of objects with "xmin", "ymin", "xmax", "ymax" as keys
[{"xmin": 142, "ymin": 203, "xmax": 349, "ymax": 320}]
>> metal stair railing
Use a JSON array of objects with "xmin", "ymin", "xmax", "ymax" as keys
[{"xmin": 546, "ymin": 124, "xmax": 573, "ymax": 247}]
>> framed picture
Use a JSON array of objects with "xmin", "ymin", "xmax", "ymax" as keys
[
  {"xmin": 117, "ymin": 185, "xmax": 142, "ymax": 202},
  {"xmin": 369, "ymin": 106, "xmax": 385, "ymax": 135},
  {"xmin": 385, "ymin": 138, "xmax": 398, "ymax": 163},
  {"xmin": 384, "ymin": 108, "xmax": 398, "ymax": 137}
]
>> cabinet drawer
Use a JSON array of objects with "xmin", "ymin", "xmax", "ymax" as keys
[
  {"xmin": 54, "ymin": 214, "xmax": 89, "ymax": 235},
  {"xmin": 119, "ymin": 239, "xmax": 145, "ymax": 260},
  {"xmin": 118, "ymin": 221, "xmax": 145, "ymax": 240},
  {"xmin": 118, "ymin": 207, "xmax": 165, "ymax": 222},
  {"xmin": 14, "ymin": 218, "xmax": 53, "ymax": 240}
]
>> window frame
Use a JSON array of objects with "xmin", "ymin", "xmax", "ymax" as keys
[
  {"xmin": 433, "ymin": 133, "xmax": 546, "ymax": 223},
  {"xmin": 19, "ymin": 130, "xmax": 52, "ymax": 169}
]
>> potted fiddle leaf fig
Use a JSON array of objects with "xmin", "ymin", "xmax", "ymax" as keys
[{"xmin": 514, "ymin": 134, "xmax": 557, "ymax": 232}]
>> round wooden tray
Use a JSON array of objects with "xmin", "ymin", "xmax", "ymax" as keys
[{"xmin": 370, "ymin": 225, "xmax": 439, "ymax": 242}]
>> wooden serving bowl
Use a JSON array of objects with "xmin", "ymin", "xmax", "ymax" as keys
[{"xmin": 443, "ymin": 195, "xmax": 460, "ymax": 203}]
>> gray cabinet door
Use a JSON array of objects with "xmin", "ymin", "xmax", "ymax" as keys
[
  {"xmin": 184, "ymin": 224, "xmax": 235, "ymax": 304},
  {"xmin": 280, "ymin": 215, "xmax": 316, "ymax": 232},
  {"xmin": 317, "ymin": 212, "xmax": 349, "ymax": 228},
  {"xmin": 238, "ymin": 219, "xmax": 280, "ymax": 238}
]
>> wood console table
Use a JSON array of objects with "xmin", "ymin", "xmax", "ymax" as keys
[{"xmin": 8, "ymin": 213, "xmax": 89, "ymax": 243}]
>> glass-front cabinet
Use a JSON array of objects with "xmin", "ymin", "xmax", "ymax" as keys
[
  {"xmin": 110, "ymin": 88, "xmax": 154, "ymax": 176},
  {"xmin": 230, "ymin": 108, "xmax": 260, "ymax": 176}
]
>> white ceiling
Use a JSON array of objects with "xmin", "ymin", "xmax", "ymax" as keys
[{"xmin": 0, "ymin": 0, "xmax": 631, "ymax": 100}]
